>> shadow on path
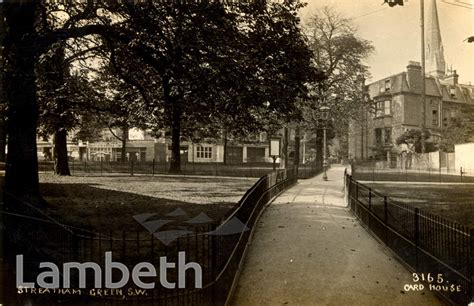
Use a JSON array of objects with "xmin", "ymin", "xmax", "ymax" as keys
[{"xmin": 232, "ymin": 165, "xmax": 443, "ymax": 306}]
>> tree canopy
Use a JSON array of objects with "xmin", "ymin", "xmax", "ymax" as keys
[
  {"xmin": 2, "ymin": 0, "xmax": 320, "ymax": 203},
  {"xmin": 298, "ymin": 6, "xmax": 374, "ymax": 163},
  {"xmin": 439, "ymin": 105, "xmax": 474, "ymax": 152}
]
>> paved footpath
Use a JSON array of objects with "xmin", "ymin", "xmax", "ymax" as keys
[{"xmin": 231, "ymin": 165, "xmax": 443, "ymax": 306}]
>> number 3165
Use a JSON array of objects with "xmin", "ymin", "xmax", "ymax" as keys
[{"xmin": 412, "ymin": 273, "xmax": 443, "ymax": 283}]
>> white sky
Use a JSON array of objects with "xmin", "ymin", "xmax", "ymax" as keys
[{"xmin": 299, "ymin": 0, "xmax": 474, "ymax": 85}]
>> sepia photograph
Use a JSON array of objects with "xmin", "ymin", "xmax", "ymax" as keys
[{"xmin": 0, "ymin": 0, "xmax": 473, "ymax": 305}]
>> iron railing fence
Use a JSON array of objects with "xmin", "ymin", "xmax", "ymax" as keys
[
  {"xmin": 210, "ymin": 168, "xmax": 297, "ymax": 305},
  {"xmin": 37, "ymin": 160, "xmax": 320, "ymax": 179},
  {"xmin": 352, "ymin": 164, "xmax": 474, "ymax": 183},
  {"xmin": 1, "ymin": 168, "xmax": 297, "ymax": 305},
  {"xmin": 346, "ymin": 174, "xmax": 473, "ymax": 305}
]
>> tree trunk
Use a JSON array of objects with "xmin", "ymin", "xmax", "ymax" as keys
[
  {"xmin": 294, "ymin": 124, "xmax": 300, "ymax": 175},
  {"xmin": 121, "ymin": 126, "xmax": 128, "ymax": 162},
  {"xmin": 0, "ymin": 5, "xmax": 6, "ymax": 163},
  {"xmin": 169, "ymin": 101, "xmax": 181, "ymax": 174},
  {"xmin": 0, "ymin": 119, "xmax": 6, "ymax": 162},
  {"xmin": 223, "ymin": 129, "xmax": 227, "ymax": 165},
  {"xmin": 53, "ymin": 129, "xmax": 71, "ymax": 176},
  {"xmin": 4, "ymin": 2, "xmax": 42, "ymax": 206}
]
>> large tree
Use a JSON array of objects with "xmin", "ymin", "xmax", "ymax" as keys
[
  {"xmin": 0, "ymin": 3, "xmax": 6, "ymax": 163},
  {"xmin": 3, "ymin": 2, "xmax": 43, "ymax": 204},
  {"xmin": 302, "ymin": 6, "xmax": 374, "ymax": 166},
  {"xmin": 2, "ymin": 1, "xmax": 112, "ymax": 205},
  {"xmin": 105, "ymin": 1, "xmax": 315, "ymax": 173},
  {"xmin": 37, "ymin": 43, "xmax": 78, "ymax": 175}
]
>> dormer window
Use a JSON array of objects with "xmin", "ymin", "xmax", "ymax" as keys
[
  {"xmin": 385, "ymin": 79, "xmax": 391, "ymax": 92},
  {"xmin": 379, "ymin": 83, "xmax": 384, "ymax": 93},
  {"xmin": 449, "ymin": 86, "xmax": 456, "ymax": 98}
]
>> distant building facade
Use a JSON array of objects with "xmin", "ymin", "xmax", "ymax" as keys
[
  {"xmin": 348, "ymin": 0, "xmax": 474, "ymax": 163},
  {"xmin": 37, "ymin": 127, "xmax": 315, "ymax": 165}
]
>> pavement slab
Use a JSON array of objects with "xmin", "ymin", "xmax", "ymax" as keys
[{"xmin": 231, "ymin": 165, "xmax": 443, "ymax": 306}]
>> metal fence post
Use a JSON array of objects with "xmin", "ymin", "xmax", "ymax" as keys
[
  {"xmin": 152, "ymin": 158, "xmax": 155, "ymax": 176},
  {"xmin": 131, "ymin": 159, "xmax": 134, "ymax": 176},
  {"xmin": 469, "ymin": 228, "xmax": 473, "ymax": 302},
  {"xmin": 71, "ymin": 233, "xmax": 78, "ymax": 261},
  {"xmin": 368, "ymin": 188, "xmax": 372, "ymax": 211},
  {"xmin": 384, "ymin": 196, "xmax": 388, "ymax": 245},
  {"xmin": 100, "ymin": 158, "xmax": 103, "ymax": 176},
  {"xmin": 356, "ymin": 181, "xmax": 359, "ymax": 201},
  {"xmin": 348, "ymin": 175, "xmax": 352, "ymax": 209},
  {"xmin": 414, "ymin": 208, "xmax": 420, "ymax": 269}
]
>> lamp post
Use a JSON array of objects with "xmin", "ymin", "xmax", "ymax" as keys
[{"xmin": 319, "ymin": 106, "xmax": 330, "ymax": 181}]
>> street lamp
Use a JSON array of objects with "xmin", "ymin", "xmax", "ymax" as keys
[{"xmin": 319, "ymin": 106, "xmax": 330, "ymax": 181}]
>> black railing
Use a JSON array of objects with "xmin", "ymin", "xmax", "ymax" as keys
[
  {"xmin": 37, "ymin": 160, "xmax": 320, "ymax": 179},
  {"xmin": 1, "ymin": 168, "xmax": 297, "ymax": 305},
  {"xmin": 209, "ymin": 168, "xmax": 297, "ymax": 305},
  {"xmin": 352, "ymin": 164, "xmax": 474, "ymax": 183},
  {"xmin": 346, "ymin": 174, "xmax": 473, "ymax": 305}
]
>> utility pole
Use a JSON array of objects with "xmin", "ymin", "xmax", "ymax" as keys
[
  {"xmin": 385, "ymin": 0, "xmax": 426, "ymax": 153},
  {"xmin": 420, "ymin": 0, "xmax": 427, "ymax": 153}
]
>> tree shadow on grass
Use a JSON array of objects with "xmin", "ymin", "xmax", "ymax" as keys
[
  {"xmin": 0, "ymin": 176, "xmax": 236, "ymax": 233},
  {"xmin": 1, "ymin": 175, "xmax": 240, "ymax": 306}
]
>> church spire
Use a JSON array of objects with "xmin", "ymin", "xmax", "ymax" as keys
[{"xmin": 425, "ymin": 0, "xmax": 446, "ymax": 77}]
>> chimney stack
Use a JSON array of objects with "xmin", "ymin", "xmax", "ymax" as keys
[
  {"xmin": 443, "ymin": 69, "xmax": 459, "ymax": 86},
  {"xmin": 406, "ymin": 61, "xmax": 422, "ymax": 93}
]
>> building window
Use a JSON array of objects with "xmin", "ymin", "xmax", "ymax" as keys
[
  {"xmin": 197, "ymin": 146, "xmax": 212, "ymax": 159},
  {"xmin": 375, "ymin": 100, "xmax": 391, "ymax": 117},
  {"xmin": 385, "ymin": 79, "xmax": 391, "ymax": 92},
  {"xmin": 375, "ymin": 101, "xmax": 383, "ymax": 117},
  {"xmin": 384, "ymin": 128, "xmax": 392, "ymax": 144},
  {"xmin": 443, "ymin": 109, "xmax": 451, "ymax": 127},
  {"xmin": 384, "ymin": 100, "xmax": 391, "ymax": 115},
  {"xmin": 375, "ymin": 128, "xmax": 382, "ymax": 144},
  {"xmin": 432, "ymin": 110, "xmax": 438, "ymax": 126},
  {"xmin": 451, "ymin": 109, "xmax": 457, "ymax": 118}
]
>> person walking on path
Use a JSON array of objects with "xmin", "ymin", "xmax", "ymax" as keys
[{"xmin": 232, "ymin": 165, "xmax": 442, "ymax": 306}]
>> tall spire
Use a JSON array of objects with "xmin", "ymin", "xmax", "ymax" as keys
[{"xmin": 425, "ymin": 0, "xmax": 446, "ymax": 77}]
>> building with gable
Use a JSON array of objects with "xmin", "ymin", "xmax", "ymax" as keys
[{"xmin": 348, "ymin": 0, "xmax": 474, "ymax": 163}]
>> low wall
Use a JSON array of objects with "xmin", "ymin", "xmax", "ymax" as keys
[
  {"xmin": 455, "ymin": 143, "xmax": 474, "ymax": 172},
  {"xmin": 397, "ymin": 151, "xmax": 455, "ymax": 170}
]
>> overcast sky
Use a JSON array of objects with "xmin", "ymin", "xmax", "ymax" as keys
[{"xmin": 299, "ymin": 0, "xmax": 474, "ymax": 85}]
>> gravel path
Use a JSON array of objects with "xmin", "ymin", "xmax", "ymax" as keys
[{"xmin": 231, "ymin": 166, "xmax": 443, "ymax": 306}]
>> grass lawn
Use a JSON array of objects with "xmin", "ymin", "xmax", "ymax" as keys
[
  {"xmin": 33, "ymin": 173, "xmax": 257, "ymax": 232},
  {"xmin": 354, "ymin": 171, "xmax": 474, "ymax": 183},
  {"xmin": 365, "ymin": 182, "xmax": 474, "ymax": 228}
]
